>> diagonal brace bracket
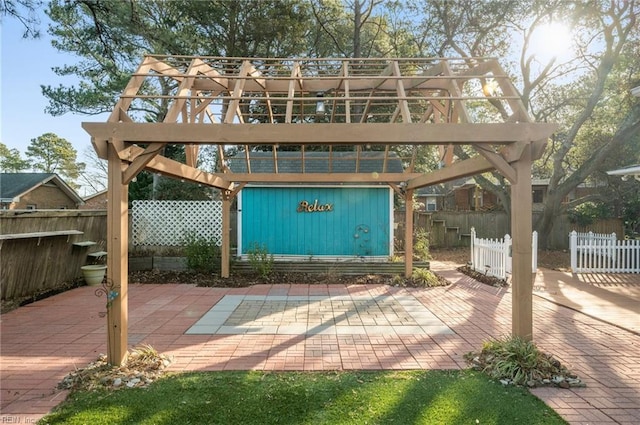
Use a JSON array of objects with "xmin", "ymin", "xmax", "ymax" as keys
[{"xmin": 473, "ymin": 144, "xmax": 517, "ymax": 183}]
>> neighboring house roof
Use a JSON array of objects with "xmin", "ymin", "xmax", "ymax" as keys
[
  {"xmin": 416, "ymin": 185, "xmax": 446, "ymax": 196},
  {"xmin": 449, "ymin": 177, "xmax": 595, "ymax": 189},
  {"xmin": 0, "ymin": 173, "xmax": 84, "ymax": 204},
  {"xmin": 83, "ymin": 189, "xmax": 107, "ymax": 202},
  {"xmin": 607, "ymin": 164, "xmax": 640, "ymax": 182},
  {"xmin": 227, "ymin": 151, "xmax": 404, "ymax": 174},
  {"xmin": 449, "ymin": 178, "xmax": 481, "ymax": 191},
  {"xmin": 532, "ymin": 178, "xmax": 550, "ymax": 186}
]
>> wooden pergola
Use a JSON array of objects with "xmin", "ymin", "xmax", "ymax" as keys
[{"xmin": 82, "ymin": 56, "xmax": 557, "ymax": 365}]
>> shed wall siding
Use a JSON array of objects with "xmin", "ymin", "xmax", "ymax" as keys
[{"xmin": 240, "ymin": 186, "xmax": 391, "ymax": 257}]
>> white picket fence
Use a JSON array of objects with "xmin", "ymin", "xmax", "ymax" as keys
[
  {"xmin": 570, "ymin": 231, "xmax": 640, "ymax": 273},
  {"xmin": 469, "ymin": 227, "xmax": 538, "ymax": 280}
]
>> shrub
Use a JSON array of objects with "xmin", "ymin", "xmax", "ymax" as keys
[
  {"xmin": 247, "ymin": 242, "xmax": 274, "ymax": 278},
  {"xmin": 183, "ymin": 232, "xmax": 220, "ymax": 273},
  {"xmin": 568, "ymin": 201, "xmax": 612, "ymax": 227},
  {"xmin": 414, "ymin": 229, "xmax": 431, "ymax": 261}
]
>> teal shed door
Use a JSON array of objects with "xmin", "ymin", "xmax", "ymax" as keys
[{"xmin": 239, "ymin": 186, "xmax": 392, "ymax": 257}]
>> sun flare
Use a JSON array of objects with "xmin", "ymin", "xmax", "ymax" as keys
[{"xmin": 530, "ymin": 22, "xmax": 573, "ymax": 62}]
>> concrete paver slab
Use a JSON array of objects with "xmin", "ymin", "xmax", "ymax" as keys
[{"xmin": 186, "ymin": 294, "xmax": 451, "ymax": 337}]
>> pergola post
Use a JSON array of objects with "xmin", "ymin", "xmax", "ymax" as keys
[
  {"xmin": 510, "ymin": 145, "xmax": 534, "ymax": 340},
  {"xmin": 404, "ymin": 188, "xmax": 414, "ymax": 278},
  {"xmin": 106, "ymin": 141, "xmax": 129, "ymax": 365},
  {"xmin": 221, "ymin": 193, "xmax": 231, "ymax": 278}
]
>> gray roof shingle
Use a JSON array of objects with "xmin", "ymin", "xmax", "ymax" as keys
[
  {"xmin": 227, "ymin": 151, "xmax": 404, "ymax": 174},
  {"xmin": 0, "ymin": 173, "xmax": 82, "ymax": 203},
  {"xmin": 1, "ymin": 173, "xmax": 57, "ymax": 199}
]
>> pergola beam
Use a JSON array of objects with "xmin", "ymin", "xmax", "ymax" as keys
[
  {"xmin": 117, "ymin": 58, "xmax": 205, "ymax": 180},
  {"xmin": 226, "ymin": 172, "xmax": 420, "ymax": 184},
  {"xmin": 108, "ymin": 56, "xmax": 155, "ymax": 123},
  {"xmin": 190, "ymin": 75, "xmax": 509, "ymax": 93},
  {"xmin": 473, "ymin": 145, "xmax": 517, "ymax": 183},
  {"xmin": 407, "ymin": 156, "xmax": 494, "ymax": 189},
  {"xmin": 407, "ymin": 137, "xmax": 555, "ymax": 190},
  {"xmin": 285, "ymin": 62, "xmax": 299, "ymax": 123},
  {"xmin": 224, "ymin": 60, "xmax": 252, "ymax": 124},
  {"xmin": 116, "ymin": 144, "xmax": 233, "ymax": 190},
  {"xmin": 392, "ymin": 61, "xmax": 412, "ymax": 124},
  {"xmin": 134, "ymin": 154, "xmax": 232, "ymax": 191},
  {"xmin": 82, "ymin": 122, "xmax": 557, "ymax": 145}
]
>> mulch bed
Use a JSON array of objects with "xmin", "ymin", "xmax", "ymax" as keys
[
  {"xmin": 0, "ymin": 279, "xmax": 86, "ymax": 314},
  {"xmin": 128, "ymin": 270, "xmax": 401, "ymax": 287},
  {"xmin": 1, "ymin": 270, "xmax": 447, "ymax": 315},
  {"xmin": 456, "ymin": 265, "xmax": 509, "ymax": 287}
]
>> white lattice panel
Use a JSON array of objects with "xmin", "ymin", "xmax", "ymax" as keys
[{"xmin": 132, "ymin": 200, "xmax": 223, "ymax": 246}]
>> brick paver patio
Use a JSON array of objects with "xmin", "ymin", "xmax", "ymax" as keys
[{"xmin": 1, "ymin": 263, "xmax": 639, "ymax": 424}]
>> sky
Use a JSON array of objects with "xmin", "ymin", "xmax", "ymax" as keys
[{"xmin": 1, "ymin": 9, "xmax": 109, "ymax": 194}]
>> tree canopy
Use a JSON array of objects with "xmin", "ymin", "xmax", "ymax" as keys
[
  {"xmin": 43, "ymin": 0, "xmax": 640, "ymax": 243},
  {"xmin": 0, "ymin": 0, "xmax": 42, "ymax": 37},
  {"xmin": 0, "ymin": 142, "xmax": 31, "ymax": 172},
  {"xmin": 26, "ymin": 133, "xmax": 85, "ymax": 188}
]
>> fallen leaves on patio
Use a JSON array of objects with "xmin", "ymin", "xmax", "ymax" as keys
[{"xmin": 58, "ymin": 344, "xmax": 172, "ymax": 392}]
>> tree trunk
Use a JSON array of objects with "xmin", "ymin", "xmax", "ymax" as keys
[
  {"xmin": 353, "ymin": 0, "xmax": 361, "ymax": 58},
  {"xmin": 536, "ymin": 103, "xmax": 640, "ymax": 248},
  {"xmin": 534, "ymin": 190, "xmax": 564, "ymax": 249}
]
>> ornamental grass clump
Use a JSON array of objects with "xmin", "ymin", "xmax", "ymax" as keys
[
  {"xmin": 465, "ymin": 335, "xmax": 583, "ymax": 388},
  {"xmin": 411, "ymin": 268, "xmax": 447, "ymax": 287}
]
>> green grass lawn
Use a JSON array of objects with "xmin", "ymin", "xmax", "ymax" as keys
[{"xmin": 41, "ymin": 370, "xmax": 566, "ymax": 425}]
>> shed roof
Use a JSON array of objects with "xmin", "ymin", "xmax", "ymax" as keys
[{"xmin": 227, "ymin": 151, "xmax": 404, "ymax": 174}]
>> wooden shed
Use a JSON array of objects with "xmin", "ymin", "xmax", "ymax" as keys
[{"xmin": 230, "ymin": 151, "xmax": 401, "ymax": 259}]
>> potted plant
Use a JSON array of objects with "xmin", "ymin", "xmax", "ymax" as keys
[{"xmin": 81, "ymin": 264, "xmax": 107, "ymax": 286}]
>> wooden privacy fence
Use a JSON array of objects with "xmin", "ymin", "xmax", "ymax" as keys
[
  {"xmin": 394, "ymin": 211, "xmax": 623, "ymax": 250},
  {"xmin": 570, "ymin": 231, "xmax": 640, "ymax": 273},
  {"xmin": 470, "ymin": 227, "xmax": 538, "ymax": 280},
  {"xmin": 0, "ymin": 210, "xmax": 107, "ymax": 301}
]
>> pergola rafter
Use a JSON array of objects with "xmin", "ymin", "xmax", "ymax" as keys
[{"xmin": 82, "ymin": 55, "xmax": 557, "ymax": 365}]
